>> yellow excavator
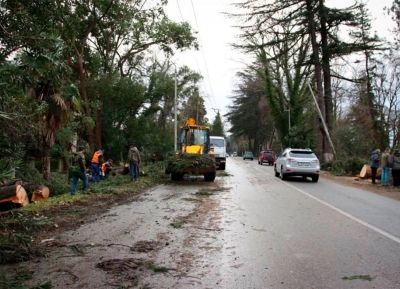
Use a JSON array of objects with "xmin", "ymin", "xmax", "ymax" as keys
[{"xmin": 165, "ymin": 117, "xmax": 216, "ymax": 181}]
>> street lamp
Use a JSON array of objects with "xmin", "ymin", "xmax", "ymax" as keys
[{"xmin": 170, "ymin": 62, "xmax": 178, "ymax": 151}]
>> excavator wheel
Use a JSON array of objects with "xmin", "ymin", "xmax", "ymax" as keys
[
  {"xmin": 171, "ymin": 173, "xmax": 184, "ymax": 181},
  {"xmin": 204, "ymin": 172, "xmax": 216, "ymax": 182}
]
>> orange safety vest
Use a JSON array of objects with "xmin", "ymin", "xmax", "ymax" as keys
[
  {"xmin": 91, "ymin": 151, "xmax": 102, "ymax": 164},
  {"xmin": 102, "ymin": 162, "xmax": 111, "ymax": 172}
]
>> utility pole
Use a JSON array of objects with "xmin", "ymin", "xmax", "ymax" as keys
[
  {"xmin": 195, "ymin": 90, "xmax": 199, "ymax": 124},
  {"xmin": 307, "ymin": 80, "xmax": 336, "ymax": 159},
  {"xmin": 170, "ymin": 62, "xmax": 178, "ymax": 152}
]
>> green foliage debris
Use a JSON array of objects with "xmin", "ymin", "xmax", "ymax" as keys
[
  {"xmin": 170, "ymin": 220, "xmax": 184, "ymax": 229},
  {"xmin": 0, "ymin": 212, "xmax": 50, "ymax": 264},
  {"xmin": 166, "ymin": 153, "xmax": 215, "ymax": 173},
  {"xmin": 145, "ymin": 261, "xmax": 169, "ymax": 273},
  {"xmin": 0, "ymin": 269, "xmax": 52, "ymax": 289},
  {"xmin": 341, "ymin": 275, "xmax": 374, "ymax": 281}
]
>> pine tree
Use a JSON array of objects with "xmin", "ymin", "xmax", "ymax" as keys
[{"xmin": 211, "ymin": 111, "xmax": 225, "ymax": 136}]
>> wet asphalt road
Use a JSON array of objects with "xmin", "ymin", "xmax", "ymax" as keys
[
  {"xmin": 19, "ymin": 157, "xmax": 400, "ymax": 289},
  {"xmin": 215, "ymin": 157, "xmax": 400, "ymax": 289}
]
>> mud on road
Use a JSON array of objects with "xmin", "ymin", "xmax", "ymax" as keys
[{"xmin": 12, "ymin": 175, "xmax": 232, "ymax": 289}]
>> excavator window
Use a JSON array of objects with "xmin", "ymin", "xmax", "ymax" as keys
[{"xmin": 179, "ymin": 127, "xmax": 210, "ymax": 149}]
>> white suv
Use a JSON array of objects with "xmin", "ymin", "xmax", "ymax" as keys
[{"xmin": 274, "ymin": 148, "xmax": 320, "ymax": 182}]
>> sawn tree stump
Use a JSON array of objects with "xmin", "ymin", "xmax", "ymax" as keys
[
  {"xmin": 359, "ymin": 165, "xmax": 382, "ymax": 179},
  {"xmin": 31, "ymin": 186, "xmax": 50, "ymax": 203},
  {"xmin": 0, "ymin": 184, "xmax": 29, "ymax": 207}
]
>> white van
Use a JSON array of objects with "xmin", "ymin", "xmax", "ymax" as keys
[{"xmin": 210, "ymin": 136, "xmax": 226, "ymax": 170}]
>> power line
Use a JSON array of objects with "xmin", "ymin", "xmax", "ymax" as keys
[
  {"xmin": 175, "ymin": 0, "xmax": 184, "ymax": 20},
  {"xmin": 189, "ymin": 0, "xmax": 218, "ymax": 110},
  {"xmin": 175, "ymin": 0, "xmax": 214, "ymax": 110}
]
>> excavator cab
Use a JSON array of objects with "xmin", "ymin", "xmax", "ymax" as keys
[
  {"xmin": 166, "ymin": 117, "xmax": 216, "ymax": 182},
  {"xmin": 178, "ymin": 118, "xmax": 211, "ymax": 154}
]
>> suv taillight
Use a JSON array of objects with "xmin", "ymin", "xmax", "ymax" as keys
[
  {"xmin": 286, "ymin": 158, "xmax": 296, "ymax": 162},
  {"xmin": 311, "ymin": 159, "xmax": 319, "ymax": 163}
]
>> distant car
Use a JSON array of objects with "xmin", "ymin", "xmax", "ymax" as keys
[
  {"xmin": 243, "ymin": 151, "xmax": 254, "ymax": 161},
  {"xmin": 274, "ymin": 148, "xmax": 320, "ymax": 182},
  {"xmin": 258, "ymin": 150, "xmax": 275, "ymax": 166},
  {"xmin": 226, "ymin": 153, "xmax": 229, "ymax": 158},
  {"xmin": 232, "ymin": 152, "xmax": 237, "ymax": 157}
]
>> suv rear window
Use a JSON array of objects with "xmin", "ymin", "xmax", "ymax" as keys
[
  {"xmin": 289, "ymin": 151, "xmax": 315, "ymax": 158},
  {"xmin": 263, "ymin": 152, "xmax": 273, "ymax": 156}
]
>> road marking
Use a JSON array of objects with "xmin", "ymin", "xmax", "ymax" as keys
[{"xmin": 257, "ymin": 168, "xmax": 400, "ymax": 245}]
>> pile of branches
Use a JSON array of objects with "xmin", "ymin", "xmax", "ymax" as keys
[
  {"xmin": 0, "ymin": 211, "xmax": 50, "ymax": 264},
  {"xmin": 166, "ymin": 153, "xmax": 215, "ymax": 173}
]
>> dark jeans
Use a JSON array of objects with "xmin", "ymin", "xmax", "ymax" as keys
[
  {"xmin": 91, "ymin": 163, "xmax": 100, "ymax": 183},
  {"xmin": 129, "ymin": 161, "xmax": 139, "ymax": 180},
  {"xmin": 371, "ymin": 167, "xmax": 378, "ymax": 183},
  {"xmin": 71, "ymin": 171, "xmax": 88, "ymax": 195},
  {"xmin": 393, "ymin": 169, "xmax": 400, "ymax": 187}
]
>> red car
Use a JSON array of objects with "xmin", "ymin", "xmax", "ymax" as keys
[{"xmin": 258, "ymin": 150, "xmax": 275, "ymax": 166}]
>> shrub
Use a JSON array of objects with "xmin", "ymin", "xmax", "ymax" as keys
[
  {"xmin": 343, "ymin": 157, "xmax": 367, "ymax": 175},
  {"xmin": 45, "ymin": 173, "xmax": 70, "ymax": 196},
  {"xmin": 327, "ymin": 157, "xmax": 367, "ymax": 176}
]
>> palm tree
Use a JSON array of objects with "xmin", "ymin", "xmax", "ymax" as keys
[{"xmin": 21, "ymin": 50, "xmax": 81, "ymax": 179}]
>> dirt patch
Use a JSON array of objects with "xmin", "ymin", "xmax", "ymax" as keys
[
  {"xmin": 31, "ymin": 191, "xmax": 143, "ymax": 244},
  {"xmin": 320, "ymin": 171, "xmax": 400, "ymax": 201}
]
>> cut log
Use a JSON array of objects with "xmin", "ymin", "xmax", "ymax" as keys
[
  {"xmin": 0, "ymin": 184, "xmax": 29, "ymax": 207},
  {"xmin": 359, "ymin": 165, "xmax": 371, "ymax": 179},
  {"xmin": 359, "ymin": 165, "xmax": 382, "ymax": 179},
  {"xmin": 31, "ymin": 186, "xmax": 50, "ymax": 203}
]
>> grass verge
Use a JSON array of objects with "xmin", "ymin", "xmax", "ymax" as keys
[{"xmin": 0, "ymin": 166, "xmax": 167, "ymax": 267}]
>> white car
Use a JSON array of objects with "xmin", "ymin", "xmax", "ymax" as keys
[{"xmin": 274, "ymin": 148, "xmax": 320, "ymax": 182}]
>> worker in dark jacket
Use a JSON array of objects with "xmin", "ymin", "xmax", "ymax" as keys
[
  {"xmin": 390, "ymin": 149, "xmax": 400, "ymax": 187},
  {"xmin": 370, "ymin": 149, "xmax": 380, "ymax": 184},
  {"xmin": 70, "ymin": 147, "xmax": 88, "ymax": 195},
  {"xmin": 128, "ymin": 143, "xmax": 141, "ymax": 181}
]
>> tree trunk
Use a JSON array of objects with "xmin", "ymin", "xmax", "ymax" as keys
[
  {"xmin": 319, "ymin": 0, "xmax": 334, "ymax": 160},
  {"xmin": 306, "ymin": 0, "xmax": 327, "ymax": 160},
  {"xmin": 62, "ymin": 155, "xmax": 70, "ymax": 173},
  {"xmin": 0, "ymin": 184, "xmax": 29, "ymax": 207},
  {"xmin": 77, "ymin": 52, "xmax": 95, "ymax": 151},
  {"xmin": 42, "ymin": 140, "xmax": 51, "ymax": 180},
  {"xmin": 95, "ymin": 107, "xmax": 102, "ymax": 150}
]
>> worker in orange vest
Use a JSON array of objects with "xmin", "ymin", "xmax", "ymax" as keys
[
  {"xmin": 101, "ymin": 159, "xmax": 113, "ymax": 180},
  {"xmin": 91, "ymin": 149, "xmax": 104, "ymax": 183}
]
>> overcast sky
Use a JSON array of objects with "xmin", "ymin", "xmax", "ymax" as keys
[{"xmin": 164, "ymin": 0, "xmax": 396, "ymax": 124}]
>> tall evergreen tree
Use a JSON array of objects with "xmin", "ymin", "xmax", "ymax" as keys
[
  {"xmin": 232, "ymin": 0, "xmax": 383, "ymax": 161},
  {"xmin": 211, "ymin": 111, "xmax": 225, "ymax": 136},
  {"xmin": 180, "ymin": 89, "xmax": 207, "ymax": 125},
  {"xmin": 349, "ymin": 2, "xmax": 386, "ymax": 148}
]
